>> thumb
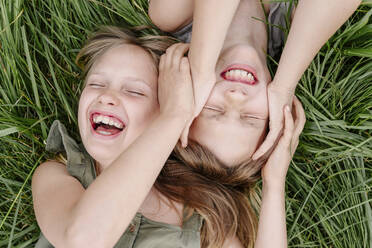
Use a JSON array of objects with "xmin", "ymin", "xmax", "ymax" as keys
[{"xmin": 180, "ymin": 120, "xmax": 192, "ymax": 147}]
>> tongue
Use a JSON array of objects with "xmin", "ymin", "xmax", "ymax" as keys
[{"xmin": 95, "ymin": 124, "xmax": 121, "ymax": 136}]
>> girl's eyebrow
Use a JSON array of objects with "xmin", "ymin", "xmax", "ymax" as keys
[
  {"xmin": 121, "ymin": 77, "xmax": 153, "ymax": 90},
  {"xmin": 87, "ymin": 72, "xmax": 106, "ymax": 80},
  {"xmin": 203, "ymin": 108, "xmax": 265, "ymax": 129},
  {"xmin": 87, "ymin": 73, "xmax": 153, "ymax": 89}
]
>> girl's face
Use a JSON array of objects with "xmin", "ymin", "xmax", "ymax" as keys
[
  {"xmin": 189, "ymin": 44, "xmax": 270, "ymax": 166},
  {"xmin": 189, "ymin": 0, "xmax": 270, "ymax": 167},
  {"xmin": 78, "ymin": 44, "xmax": 159, "ymax": 168}
]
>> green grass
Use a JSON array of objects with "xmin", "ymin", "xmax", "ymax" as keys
[{"xmin": 0, "ymin": 0, "xmax": 371, "ymax": 247}]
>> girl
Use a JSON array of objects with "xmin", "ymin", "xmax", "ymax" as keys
[
  {"xmin": 32, "ymin": 27, "xmax": 196, "ymax": 247},
  {"xmin": 148, "ymin": 0, "xmax": 361, "ymax": 158},
  {"xmin": 32, "ymin": 25, "xmax": 306, "ymax": 248}
]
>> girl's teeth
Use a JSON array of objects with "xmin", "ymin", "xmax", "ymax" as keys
[
  {"xmin": 114, "ymin": 122, "xmax": 122, "ymax": 129},
  {"xmin": 247, "ymin": 73, "xmax": 254, "ymax": 81},
  {"xmin": 92, "ymin": 114, "xmax": 124, "ymax": 129},
  {"xmin": 97, "ymin": 130, "xmax": 111, "ymax": 135},
  {"xmin": 224, "ymin": 69, "xmax": 255, "ymax": 82},
  {"xmin": 102, "ymin": 116, "xmax": 109, "ymax": 124}
]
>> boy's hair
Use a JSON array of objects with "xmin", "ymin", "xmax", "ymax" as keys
[{"xmin": 76, "ymin": 25, "xmax": 176, "ymax": 78}]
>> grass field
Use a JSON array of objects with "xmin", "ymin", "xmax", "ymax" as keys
[{"xmin": 0, "ymin": 0, "xmax": 371, "ymax": 247}]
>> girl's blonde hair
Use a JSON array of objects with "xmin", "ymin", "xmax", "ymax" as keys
[
  {"xmin": 76, "ymin": 25, "xmax": 176, "ymax": 77},
  {"xmin": 156, "ymin": 141, "xmax": 272, "ymax": 248},
  {"xmin": 71, "ymin": 26, "xmax": 271, "ymax": 248}
]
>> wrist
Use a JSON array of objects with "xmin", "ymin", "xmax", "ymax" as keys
[
  {"xmin": 270, "ymin": 80, "xmax": 296, "ymax": 95},
  {"xmin": 262, "ymin": 179, "xmax": 286, "ymax": 194},
  {"xmin": 158, "ymin": 111, "xmax": 190, "ymax": 126},
  {"xmin": 188, "ymin": 51, "xmax": 215, "ymax": 75},
  {"xmin": 189, "ymin": 62, "xmax": 215, "ymax": 77}
]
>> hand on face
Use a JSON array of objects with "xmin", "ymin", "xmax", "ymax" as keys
[
  {"xmin": 158, "ymin": 43, "xmax": 195, "ymax": 123},
  {"xmin": 252, "ymin": 82, "xmax": 295, "ymax": 160},
  {"xmin": 260, "ymin": 96, "xmax": 306, "ymax": 187},
  {"xmin": 180, "ymin": 69, "xmax": 216, "ymax": 147}
]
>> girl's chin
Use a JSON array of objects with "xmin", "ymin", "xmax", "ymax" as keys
[{"xmin": 86, "ymin": 147, "xmax": 118, "ymax": 166}]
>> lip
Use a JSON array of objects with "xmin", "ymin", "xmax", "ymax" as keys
[
  {"xmin": 220, "ymin": 64, "xmax": 259, "ymax": 85},
  {"xmin": 88, "ymin": 110, "xmax": 127, "ymax": 139}
]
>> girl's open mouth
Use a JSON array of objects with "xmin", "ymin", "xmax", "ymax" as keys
[
  {"xmin": 90, "ymin": 112, "xmax": 126, "ymax": 136},
  {"xmin": 220, "ymin": 64, "xmax": 258, "ymax": 85}
]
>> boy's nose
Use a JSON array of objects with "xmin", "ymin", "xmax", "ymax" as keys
[{"xmin": 98, "ymin": 90, "xmax": 120, "ymax": 106}]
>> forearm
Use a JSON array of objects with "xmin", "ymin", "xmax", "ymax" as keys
[
  {"xmin": 66, "ymin": 114, "xmax": 186, "ymax": 247},
  {"xmin": 189, "ymin": 0, "xmax": 240, "ymax": 72},
  {"xmin": 273, "ymin": 0, "xmax": 361, "ymax": 91},
  {"xmin": 255, "ymin": 183, "xmax": 287, "ymax": 248}
]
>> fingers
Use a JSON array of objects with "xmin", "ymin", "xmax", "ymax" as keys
[
  {"xmin": 180, "ymin": 57, "xmax": 190, "ymax": 73},
  {"xmin": 292, "ymin": 96, "xmax": 306, "ymax": 140},
  {"xmin": 180, "ymin": 121, "xmax": 192, "ymax": 147},
  {"xmin": 290, "ymin": 96, "xmax": 306, "ymax": 153},
  {"xmin": 252, "ymin": 124, "xmax": 282, "ymax": 160},
  {"xmin": 279, "ymin": 105, "xmax": 295, "ymax": 147},
  {"xmin": 159, "ymin": 53, "xmax": 166, "ymax": 71},
  {"xmin": 164, "ymin": 43, "xmax": 190, "ymax": 69}
]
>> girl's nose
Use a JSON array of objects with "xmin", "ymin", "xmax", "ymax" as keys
[
  {"xmin": 224, "ymin": 88, "xmax": 247, "ymax": 103},
  {"xmin": 98, "ymin": 90, "xmax": 120, "ymax": 106}
]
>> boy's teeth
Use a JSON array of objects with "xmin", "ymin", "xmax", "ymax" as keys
[{"xmin": 109, "ymin": 119, "xmax": 114, "ymax": 126}]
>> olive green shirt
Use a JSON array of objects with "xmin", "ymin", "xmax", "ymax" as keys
[{"xmin": 35, "ymin": 120, "xmax": 202, "ymax": 247}]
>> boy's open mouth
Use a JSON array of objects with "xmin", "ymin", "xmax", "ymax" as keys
[{"xmin": 90, "ymin": 112, "xmax": 125, "ymax": 136}]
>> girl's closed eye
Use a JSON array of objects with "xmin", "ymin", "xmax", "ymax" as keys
[
  {"xmin": 202, "ymin": 106, "xmax": 225, "ymax": 119},
  {"xmin": 125, "ymin": 89, "xmax": 146, "ymax": 97},
  {"xmin": 123, "ymin": 80, "xmax": 151, "ymax": 98},
  {"xmin": 204, "ymin": 105, "xmax": 224, "ymax": 114},
  {"xmin": 240, "ymin": 114, "xmax": 266, "ymax": 127},
  {"xmin": 88, "ymin": 83, "xmax": 105, "ymax": 88}
]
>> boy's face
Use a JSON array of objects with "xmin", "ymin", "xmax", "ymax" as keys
[
  {"xmin": 78, "ymin": 44, "xmax": 159, "ymax": 167},
  {"xmin": 189, "ymin": 44, "xmax": 270, "ymax": 166}
]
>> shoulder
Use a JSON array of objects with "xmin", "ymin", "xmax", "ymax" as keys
[
  {"xmin": 32, "ymin": 160, "xmax": 85, "ymax": 247},
  {"xmin": 32, "ymin": 160, "xmax": 68, "ymax": 182},
  {"xmin": 32, "ymin": 160, "xmax": 82, "ymax": 194}
]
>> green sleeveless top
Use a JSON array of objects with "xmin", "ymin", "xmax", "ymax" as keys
[{"xmin": 35, "ymin": 120, "xmax": 203, "ymax": 248}]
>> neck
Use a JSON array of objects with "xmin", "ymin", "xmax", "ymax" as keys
[{"xmin": 222, "ymin": 0, "xmax": 268, "ymax": 61}]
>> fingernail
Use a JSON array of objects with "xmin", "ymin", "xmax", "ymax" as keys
[{"xmin": 285, "ymin": 105, "xmax": 290, "ymax": 112}]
